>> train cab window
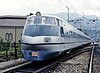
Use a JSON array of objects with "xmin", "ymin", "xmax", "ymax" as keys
[
  {"xmin": 34, "ymin": 17, "xmax": 42, "ymax": 24},
  {"xmin": 26, "ymin": 18, "xmax": 34, "ymax": 25},
  {"xmin": 26, "ymin": 16, "xmax": 57, "ymax": 25},
  {"xmin": 45, "ymin": 17, "xmax": 55, "ymax": 24}
]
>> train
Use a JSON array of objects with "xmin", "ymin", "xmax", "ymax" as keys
[{"xmin": 21, "ymin": 12, "xmax": 92, "ymax": 61}]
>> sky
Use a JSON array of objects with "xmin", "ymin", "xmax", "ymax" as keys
[{"xmin": 0, "ymin": 0, "xmax": 100, "ymax": 17}]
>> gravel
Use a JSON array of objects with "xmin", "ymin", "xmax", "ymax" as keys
[
  {"xmin": 40, "ymin": 51, "xmax": 90, "ymax": 73},
  {"xmin": 39, "ymin": 47, "xmax": 100, "ymax": 73}
]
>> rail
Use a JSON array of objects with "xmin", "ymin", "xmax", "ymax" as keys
[
  {"xmin": 88, "ymin": 44, "xmax": 95, "ymax": 73},
  {"xmin": 0, "ymin": 61, "xmax": 32, "ymax": 73}
]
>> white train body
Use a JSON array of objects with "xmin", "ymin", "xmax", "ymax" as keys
[{"xmin": 21, "ymin": 12, "xmax": 92, "ymax": 61}]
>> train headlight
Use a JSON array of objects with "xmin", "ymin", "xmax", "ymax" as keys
[{"xmin": 44, "ymin": 37, "xmax": 51, "ymax": 42}]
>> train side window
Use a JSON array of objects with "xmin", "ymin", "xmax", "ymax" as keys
[
  {"xmin": 64, "ymin": 30, "xmax": 71, "ymax": 37},
  {"xmin": 60, "ymin": 27, "xmax": 64, "ymax": 37},
  {"xmin": 65, "ymin": 32, "xmax": 69, "ymax": 37},
  {"xmin": 62, "ymin": 22, "xmax": 66, "ymax": 27},
  {"xmin": 69, "ymin": 31, "xmax": 72, "ymax": 38}
]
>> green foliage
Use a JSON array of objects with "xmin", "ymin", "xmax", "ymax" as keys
[{"xmin": 0, "ymin": 38, "xmax": 22, "ymax": 62}]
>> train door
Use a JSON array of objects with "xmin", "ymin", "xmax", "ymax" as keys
[{"xmin": 60, "ymin": 27, "xmax": 64, "ymax": 37}]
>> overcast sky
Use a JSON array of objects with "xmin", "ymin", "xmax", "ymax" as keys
[{"xmin": 0, "ymin": 0, "xmax": 100, "ymax": 17}]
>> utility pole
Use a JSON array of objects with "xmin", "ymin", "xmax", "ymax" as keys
[
  {"xmin": 95, "ymin": 20, "xmax": 96, "ymax": 42},
  {"xmin": 66, "ymin": 6, "xmax": 69, "ymax": 22}
]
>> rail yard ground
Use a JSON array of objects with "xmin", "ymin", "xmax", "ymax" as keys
[
  {"xmin": 40, "ymin": 45, "xmax": 100, "ymax": 73},
  {"xmin": 0, "ymin": 45, "xmax": 100, "ymax": 73}
]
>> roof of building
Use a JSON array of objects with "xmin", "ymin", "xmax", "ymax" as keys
[
  {"xmin": 0, "ymin": 15, "xmax": 27, "ymax": 26},
  {"xmin": 0, "ymin": 15, "xmax": 26, "ymax": 19}
]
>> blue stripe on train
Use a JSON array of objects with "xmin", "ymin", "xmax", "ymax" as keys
[{"xmin": 21, "ymin": 50, "xmax": 59, "ymax": 61}]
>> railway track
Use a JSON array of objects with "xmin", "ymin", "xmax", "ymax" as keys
[
  {"xmin": 36, "ymin": 45, "xmax": 93, "ymax": 73},
  {"xmin": 0, "ymin": 61, "xmax": 32, "ymax": 73},
  {"xmin": 2, "ymin": 45, "xmax": 97, "ymax": 73},
  {"xmin": 2, "ymin": 44, "xmax": 90, "ymax": 73},
  {"xmin": 92, "ymin": 45, "xmax": 100, "ymax": 73},
  {"xmin": 88, "ymin": 44, "xmax": 100, "ymax": 73},
  {"xmin": 88, "ymin": 45, "xmax": 94, "ymax": 73}
]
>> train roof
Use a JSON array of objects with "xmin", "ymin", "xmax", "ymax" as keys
[
  {"xmin": 27, "ymin": 14, "xmax": 92, "ymax": 40},
  {"xmin": 27, "ymin": 14, "xmax": 64, "ymax": 21}
]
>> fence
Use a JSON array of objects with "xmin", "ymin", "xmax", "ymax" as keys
[{"xmin": 0, "ymin": 38, "xmax": 22, "ymax": 62}]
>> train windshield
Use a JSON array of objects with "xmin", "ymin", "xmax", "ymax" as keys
[
  {"xmin": 23, "ymin": 25, "xmax": 60, "ymax": 36},
  {"xmin": 27, "ymin": 16, "xmax": 56, "ymax": 25}
]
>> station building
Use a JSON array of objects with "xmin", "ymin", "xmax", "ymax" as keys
[{"xmin": 0, "ymin": 15, "xmax": 26, "ymax": 43}]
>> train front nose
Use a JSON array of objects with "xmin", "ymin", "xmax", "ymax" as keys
[
  {"xmin": 22, "ymin": 49, "xmax": 59, "ymax": 61},
  {"xmin": 21, "ymin": 24, "xmax": 61, "ymax": 61}
]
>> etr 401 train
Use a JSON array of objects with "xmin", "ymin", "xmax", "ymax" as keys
[{"xmin": 21, "ymin": 12, "xmax": 92, "ymax": 61}]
